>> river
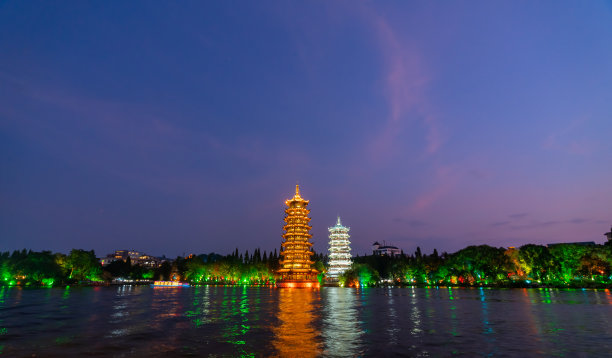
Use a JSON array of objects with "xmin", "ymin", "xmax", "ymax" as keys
[{"xmin": 0, "ymin": 286, "xmax": 611, "ymax": 357}]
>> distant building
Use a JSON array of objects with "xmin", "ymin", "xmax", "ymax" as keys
[
  {"xmin": 99, "ymin": 250, "xmax": 164, "ymax": 268},
  {"xmin": 546, "ymin": 242, "xmax": 596, "ymax": 248},
  {"xmin": 605, "ymin": 226, "xmax": 612, "ymax": 242},
  {"xmin": 138, "ymin": 255, "xmax": 164, "ymax": 268},
  {"xmin": 372, "ymin": 241, "xmax": 401, "ymax": 256}
]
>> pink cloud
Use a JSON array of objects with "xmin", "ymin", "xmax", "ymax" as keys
[
  {"xmin": 407, "ymin": 164, "xmax": 459, "ymax": 213},
  {"xmin": 361, "ymin": 8, "xmax": 445, "ymax": 160},
  {"xmin": 543, "ymin": 116, "xmax": 601, "ymax": 155}
]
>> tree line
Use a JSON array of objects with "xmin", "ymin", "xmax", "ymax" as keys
[
  {"xmin": 0, "ymin": 247, "xmax": 326, "ymax": 287},
  {"xmin": 1, "ymin": 242, "xmax": 610, "ymax": 288},
  {"xmin": 339, "ymin": 243, "xmax": 612, "ymax": 288}
]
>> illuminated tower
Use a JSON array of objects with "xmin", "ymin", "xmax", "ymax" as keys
[
  {"xmin": 327, "ymin": 217, "xmax": 352, "ymax": 283},
  {"xmin": 276, "ymin": 185, "xmax": 319, "ymax": 288}
]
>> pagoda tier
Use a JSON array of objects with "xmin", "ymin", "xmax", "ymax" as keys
[
  {"xmin": 276, "ymin": 185, "xmax": 319, "ymax": 288},
  {"xmin": 326, "ymin": 216, "xmax": 352, "ymax": 283}
]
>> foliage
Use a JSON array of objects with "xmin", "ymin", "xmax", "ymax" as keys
[
  {"xmin": 65, "ymin": 249, "xmax": 103, "ymax": 282},
  {"xmin": 0, "ymin": 249, "xmax": 101, "ymax": 286},
  {"xmin": 336, "ymin": 244, "xmax": 612, "ymax": 288},
  {"xmin": 1, "ymin": 243, "xmax": 610, "ymax": 288},
  {"xmin": 340, "ymin": 263, "xmax": 380, "ymax": 287}
]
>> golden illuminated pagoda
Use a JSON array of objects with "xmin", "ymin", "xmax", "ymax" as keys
[{"xmin": 276, "ymin": 185, "xmax": 320, "ymax": 288}]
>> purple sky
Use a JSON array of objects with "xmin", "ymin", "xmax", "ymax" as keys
[{"xmin": 1, "ymin": 1, "xmax": 611, "ymax": 257}]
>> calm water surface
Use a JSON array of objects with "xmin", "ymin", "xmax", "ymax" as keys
[{"xmin": 0, "ymin": 286, "xmax": 611, "ymax": 357}]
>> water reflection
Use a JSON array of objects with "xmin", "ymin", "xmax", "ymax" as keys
[
  {"xmin": 410, "ymin": 286, "xmax": 422, "ymax": 338},
  {"xmin": 447, "ymin": 287, "xmax": 459, "ymax": 337},
  {"xmin": 273, "ymin": 289, "xmax": 321, "ymax": 357},
  {"xmin": 149, "ymin": 285, "xmax": 185, "ymax": 354},
  {"xmin": 108, "ymin": 286, "xmax": 131, "ymax": 337},
  {"xmin": 1, "ymin": 287, "xmax": 610, "ymax": 357},
  {"xmin": 186, "ymin": 285, "xmax": 211, "ymax": 327},
  {"xmin": 321, "ymin": 288, "xmax": 363, "ymax": 357},
  {"xmin": 220, "ymin": 286, "xmax": 253, "ymax": 355},
  {"xmin": 479, "ymin": 288, "xmax": 493, "ymax": 334},
  {"xmin": 386, "ymin": 288, "xmax": 399, "ymax": 344},
  {"xmin": 478, "ymin": 288, "xmax": 498, "ymax": 356}
]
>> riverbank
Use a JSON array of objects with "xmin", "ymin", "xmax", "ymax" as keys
[{"xmin": 3, "ymin": 281, "xmax": 611, "ymax": 289}]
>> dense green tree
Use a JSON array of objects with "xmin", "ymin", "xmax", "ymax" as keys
[
  {"xmin": 65, "ymin": 249, "xmax": 102, "ymax": 281},
  {"xmin": 518, "ymin": 245, "xmax": 555, "ymax": 280},
  {"xmin": 548, "ymin": 244, "xmax": 589, "ymax": 282},
  {"xmin": 340, "ymin": 263, "xmax": 380, "ymax": 287},
  {"xmin": 444, "ymin": 245, "xmax": 512, "ymax": 284}
]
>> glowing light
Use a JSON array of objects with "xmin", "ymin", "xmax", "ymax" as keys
[
  {"xmin": 327, "ymin": 216, "xmax": 352, "ymax": 283},
  {"xmin": 153, "ymin": 281, "xmax": 190, "ymax": 287},
  {"xmin": 276, "ymin": 185, "xmax": 319, "ymax": 288}
]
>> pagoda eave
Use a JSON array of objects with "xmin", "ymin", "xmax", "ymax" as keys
[
  {"xmin": 277, "ymin": 261, "xmax": 315, "ymax": 267},
  {"xmin": 280, "ymin": 242, "xmax": 313, "ymax": 247}
]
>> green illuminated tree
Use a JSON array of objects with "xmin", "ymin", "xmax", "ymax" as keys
[
  {"xmin": 66, "ymin": 249, "xmax": 102, "ymax": 281},
  {"xmin": 518, "ymin": 244, "xmax": 555, "ymax": 280},
  {"xmin": 548, "ymin": 244, "xmax": 588, "ymax": 282}
]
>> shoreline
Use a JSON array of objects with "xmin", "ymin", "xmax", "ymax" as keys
[{"xmin": 3, "ymin": 282, "xmax": 610, "ymax": 290}]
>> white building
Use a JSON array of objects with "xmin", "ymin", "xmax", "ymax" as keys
[
  {"xmin": 327, "ymin": 217, "xmax": 352, "ymax": 282},
  {"xmin": 372, "ymin": 242, "xmax": 401, "ymax": 256}
]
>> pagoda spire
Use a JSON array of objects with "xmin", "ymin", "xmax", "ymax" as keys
[{"xmin": 293, "ymin": 184, "xmax": 302, "ymax": 200}]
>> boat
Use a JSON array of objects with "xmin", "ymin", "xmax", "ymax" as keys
[{"xmin": 152, "ymin": 280, "xmax": 190, "ymax": 287}]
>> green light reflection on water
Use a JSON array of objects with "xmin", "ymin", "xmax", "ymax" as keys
[
  {"xmin": 186, "ymin": 285, "xmax": 214, "ymax": 329},
  {"xmin": 479, "ymin": 287, "xmax": 494, "ymax": 335},
  {"xmin": 448, "ymin": 287, "xmax": 458, "ymax": 337},
  {"xmin": 218, "ymin": 286, "xmax": 253, "ymax": 356},
  {"xmin": 0, "ymin": 287, "xmax": 7, "ymax": 344},
  {"xmin": 539, "ymin": 287, "xmax": 552, "ymax": 304}
]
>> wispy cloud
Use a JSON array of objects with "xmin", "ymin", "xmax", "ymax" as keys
[
  {"xmin": 362, "ymin": 7, "xmax": 444, "ymax": 160},
  {"xmin": 0, "ymin": 74, "xmax": 310, "ymax": 195},
  {"xmin": 393, "ymin": 218, "xmax": 428, "ymax": 228},
  {"xmin": 490, "ymin": 215, "xmax": 592, "ymax": 231},
  {"xmin": 568, "ymin": 218, "xmax": 587, "ymax": 224},
  {"xmin": 491, "ymin": 221, "xmax": 511, "ymax": 227},
  {"xmin": 508, "ymin": 213, "xmax": 528, "ymax": 220},
  {"xmin": 543, "ymin": 116, "xmax": 600, "ymax": 155},
  {"xmin": 510, "ymin": 220, "xmax": 559, "ymax": 231},
  {"xmin": 407, "ymin": 164, "xmax": 459, "ymax": 213}
]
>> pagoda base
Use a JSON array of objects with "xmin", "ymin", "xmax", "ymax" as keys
[{"xmin": 276, "ymin": 280, "xmax": 320, "ymax": 289}]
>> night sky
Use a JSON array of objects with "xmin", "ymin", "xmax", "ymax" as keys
[{"xmin": 1, "ymin": 1, "xmax": 611, "ymax": 258}]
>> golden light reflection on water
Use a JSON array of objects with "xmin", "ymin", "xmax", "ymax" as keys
[{"xmin": 273, "ymin": 288, "xmax": 321, "ymax": 357}]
